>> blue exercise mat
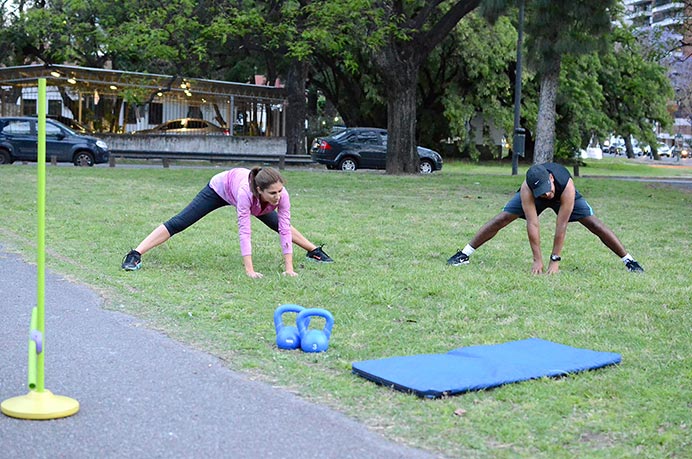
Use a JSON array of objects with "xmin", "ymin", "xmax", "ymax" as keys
[{"xmin": 352, "ymin": 338, "xmax": 621, "ymax": 398}]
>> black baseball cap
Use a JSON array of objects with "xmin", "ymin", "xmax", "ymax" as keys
[{"xmin": 526, "ymin": 164, "xmax": 551, "ymax": 198}]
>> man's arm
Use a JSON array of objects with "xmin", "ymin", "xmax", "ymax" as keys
[
  {"xmin": 520, "ymin": 182, "xmax": 543, "ymax": 274},
  {"xmin": 546, "ymin": 178, "xmax": 576, "ymax": 274}
]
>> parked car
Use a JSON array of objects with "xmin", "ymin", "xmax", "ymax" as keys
[
  {"xmin": 0, "ymin": 116, "xmax": 109, "ymax": 166},
  {"xmin": 605, "ymin": 142, "xmax": 624, "ymax": 155},
  {"xmin": 311, "ymin": 127, "xmax": 443, "ymax": 173},
  {"xmin": 132, "ymin": 118, "xmax": 229, "ymax": 135},
  {"xmin": 48, "ymin": 115, "xmax": 94, "ymax": 134},
  {"xmin": 656, "ymin": 143, "xmax": 672, "ymax": 157}
]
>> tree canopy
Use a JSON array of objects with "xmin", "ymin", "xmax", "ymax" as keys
[{"xmin": 0, "ymin": 0, "xmax": 680, "ymax": 169}]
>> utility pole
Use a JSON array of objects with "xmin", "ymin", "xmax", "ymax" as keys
[{"xmin": 512, "ymin": 0, "xmax": 526, "ymax": 175}]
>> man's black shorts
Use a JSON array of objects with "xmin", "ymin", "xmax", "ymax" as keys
[{"xmin": 502, "ymin": 192, "xmax": 594, "ymax": 221}]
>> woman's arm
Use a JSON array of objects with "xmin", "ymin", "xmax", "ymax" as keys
[
  {"xmin": 236, "ymin": 193, "xmax": 259, "ymax": 277},
  {"xmin": 283, "ymin": 252, "xmax": 296, "ymax": 277},
  {"xmin": 243, "ymin": 255, "xmax": 263, "ymax": 278}
]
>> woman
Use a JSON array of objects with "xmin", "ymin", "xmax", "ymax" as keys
[{"xmin": 121, "ymin": 167, "xmax": 333, "ymax": 277}]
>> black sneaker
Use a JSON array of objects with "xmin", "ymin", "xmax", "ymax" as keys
[
  {"xmin": 122, "ymin": 249, "xmax": 142, "ymax": 271},
  {"xmin": 447, "ymin": 250, "xmax": 470, "ymax": 266},
  {"xmin": 625, "ymin": 259, "xmax": 644, "ymax": 272},
  {"xmin": 306, "ymin": 245, "xmax": 333, "ymax": 263}
]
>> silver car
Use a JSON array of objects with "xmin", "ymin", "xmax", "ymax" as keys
[{"xmin": 132, "ymin": 118, "xmax": 229, "ymax": 135}]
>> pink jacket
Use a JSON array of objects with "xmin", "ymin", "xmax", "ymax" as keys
[{"xmin": 209, "ymin": 168, "xmax": 292, "ymax": 257}]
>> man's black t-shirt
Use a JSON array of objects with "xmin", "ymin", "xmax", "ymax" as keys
[{"xmin": 538, "ymin": 163, "xmax": 582, "ymax": 201}]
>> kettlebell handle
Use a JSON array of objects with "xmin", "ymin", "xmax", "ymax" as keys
[
  {"xmin": 273, "ymin": 304, "xmax": 305, "ymax": 333},
  {"xmin": 296, "ymin": 308, "xmax": 334, "ymax": 338}
]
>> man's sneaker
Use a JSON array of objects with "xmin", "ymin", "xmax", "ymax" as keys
[
  {"xmin": 625, "ymin": 259, "xmax": 644, "ymax": 272},
  {"xmin": 121, "ymin": 250, "xmax": 142, "ymax": 271},
  {"xmin": 306, "ymin": 245, "xmax": 333, "ymax": 263},
  {"xmin": 447, "ymin": 250, "xmax": 470, "ymax": 266}
]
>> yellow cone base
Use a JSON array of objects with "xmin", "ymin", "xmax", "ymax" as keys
[{"xmin": 1, "ymin": 390, "xmax": 79, "ymax": 420}]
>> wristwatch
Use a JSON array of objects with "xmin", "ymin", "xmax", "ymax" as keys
[{"xmin": 550, "ymin": 254, "xmax": 561, "ymax": 262}]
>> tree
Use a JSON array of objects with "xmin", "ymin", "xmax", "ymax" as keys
[
  {"xmin": 553, "ymin": 53, "xmax": 611, "ymax": 161},
  {"xmin": 209, "ymin": 1, "xmax": 340, "ymax": 155},
  {"xmin": 309, "ymin": 10, "xmax": 518, "ymax": 159},
  {"xmin": 524, "ymin": 0, "xmax": 616, "ymax": 164},
  {"xmin": 430, "ymin": 12, "xmax": 518, "ymax": 158},
  {"xmin": 365, "ymin": 1, "xmax": 482, "ymax": 174},
  {"xmin": 598, "ymin": 27, "xmax": 674, "ymax": 158},
  {"xmin": 310, "ymin": 1, "xmax": 482, "ymax": 173}
]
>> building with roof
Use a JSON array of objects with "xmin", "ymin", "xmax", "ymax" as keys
[
  {"xmin": 622, "ymin": 0, "xmax": 691, "ymax": 55},
  {"xmin": 621, "ymin": 1, "xmax": 691, "ymax": 146},
  {"xmin": 0, "ymin": 64, "xmax": 288, "ymax": 137}
]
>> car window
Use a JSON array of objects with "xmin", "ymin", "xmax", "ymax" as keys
[
  {"xmin": 187, "ymin": 120, "xmax": 206, "ymax": 129},
  {"xmin": 163, "ymin": 120, "xmax": 184, "ymax": 130},
  {"xmin": 3, "ymin": 120, "xmax": 32, "ymax": 135},
  {"xmin": 356, "ymin": 132, "xmax": 382, "ymax": 145},
  {"xmin": 333, "ymin": 130, "xmax": 351, "ymax": 141},
  {"xmin": 45, "ymin": 122, "xmax": 63, "ymax": 136}
]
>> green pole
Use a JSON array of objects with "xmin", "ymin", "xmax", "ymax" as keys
[
  {"xmin": 1, "ymin": 77, "xmax": 79, "ymax": 420},
  {"xmin": 36, "ymin": 78, "xmax": 47, "ymax": 393},
  {"xmin": 27, "ymin": 307, "xmax": 38, "ymax": 390}
]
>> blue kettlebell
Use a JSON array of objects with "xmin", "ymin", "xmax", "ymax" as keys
[
  {"xmin": 296, "ymin": 308, "xmax": 334, "ymax": 353},
  {"xmin": 274, "ymin": 304, "xmax": 305, "ymax": 350}
]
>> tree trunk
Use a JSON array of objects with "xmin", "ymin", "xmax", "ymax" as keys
[
  {"xmin": 285, "ymin": 60, "xmax": 308, "ymax": 155},
  {"xmin": 624, "ymin": 135, "xmax": 634, "ymax": 159},
  {"xmin": 533, "ymin": 57, "xmax": 561, "ymax": 165},
  {"xmin": 386, "ymin": 78, "xmax": 419, "ymax": 174},
  {"xmin": 374, "ymin": 44, "xmax": 420, "ymax": 174}
]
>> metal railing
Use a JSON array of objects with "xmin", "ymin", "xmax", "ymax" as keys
[{"xmin": 107, "ymin": 150, "xmax": 315, "ymax": 169}]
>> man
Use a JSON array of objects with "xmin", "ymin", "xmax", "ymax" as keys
[{"xmin": 447, "ymin": 162, "xmax": 644, "ymax": 274}]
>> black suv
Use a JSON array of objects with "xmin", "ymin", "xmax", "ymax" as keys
[
  {"xmin": 311, "ymin": 127, "xmax": 443, "ymax": 173},
  {"xmin": 0, "ymin": 116, "xmax": 109, "ymax": 166}
]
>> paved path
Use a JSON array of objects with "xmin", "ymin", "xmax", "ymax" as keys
[{"xmin": 0, "ymin": 246, "xmax": 442, "ymax": 459}]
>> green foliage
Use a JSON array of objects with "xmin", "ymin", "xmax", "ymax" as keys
[
  {"xmin": 525, "ymin": 0, "xmax": 616, "ymax": 74},
  {"xmin": 0, "ymin": 162, "xmax": 690, "ymax": 458},
  {"xmin": 599, "ymin": 26, "xmax": 674, "ymax": 148},
  {"xmin": 0, "ymin": 0, "xmax": 679, "ymax": 169},
  {"xmin": 437, "ymin": 13, "xmax": 517, "ymax": 156},
  {"xmin": 553, "ymin": 53, "xmax": 611, "ymax": 160}
]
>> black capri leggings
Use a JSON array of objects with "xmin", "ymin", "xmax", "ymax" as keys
[{"xmin": 163, "ymin": 184, "xmax": 279, "ymax": 236}]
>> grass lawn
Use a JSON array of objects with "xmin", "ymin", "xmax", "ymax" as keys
[{"xmin": 1, "ymin": 158, "xmax": 690, "ymax": 458}]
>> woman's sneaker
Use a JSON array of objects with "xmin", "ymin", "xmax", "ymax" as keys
[
  {"xmin": 306, "ymin": 245, "xmax": 333, "ymax": 263},
  {"xmin": 121, "ymin": 250, "xmax": 142, "ymax": 271}
]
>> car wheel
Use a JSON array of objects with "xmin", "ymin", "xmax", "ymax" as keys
[
  {"xmin": 338, "ymin": 157, "xmax": 358, "ymax": 171},
  {"xmin": 0, "ymin": 149, "xmax": 13, "ymax": 165},
  {"xmin": 419, "ymin": 159, "xmax": 434, "ymax": 174},
  {"xmin": 73, "ymin": 151, "xmax": 95, "ymax": 167}
]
